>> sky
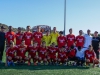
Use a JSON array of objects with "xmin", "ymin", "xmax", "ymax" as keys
[{"xmin": 0, "ymin": 0, "xmax": 100, "ymax": 35}]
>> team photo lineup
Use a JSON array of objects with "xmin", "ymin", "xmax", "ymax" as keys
[{"xmin": 0, "ymin": 25, "xmax": 100, "ymax": 67}]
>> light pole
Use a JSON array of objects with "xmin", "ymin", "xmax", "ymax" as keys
[{"xmin": 64, "ymin": 0, "xmax": 66, "ymax": 36}]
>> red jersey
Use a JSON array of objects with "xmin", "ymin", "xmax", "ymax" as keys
[
  {"xmin": 15, "ymin": 32, "xmax": 23, "ymax": 45},
  {"xmin": 85, "ymin": 50, "xmax": 96, "ymax": 59},
  {"xmin": 33, "ymin": 32, "xmax": 43, "ymax": 46},
  {"xmin": 16, "ymin": 45, "xmax": 28, "ymax": 57},
  {"xmin": 68, "ymin": 49, "xmax": 76, "ymax": 58},
  {"xmin": 38, "ymin": 47, "xmax": 47, "ymax": 56},
  {"xmin": 48, "ymin": 47, "xmax": 58, "ymax": 56},
  {"xmin": 57, "ymin": 36, "xmax": 66, "ymax": 48},
  {"xmin": 23, "ymin": 32, "xmax": 33, "ymax": 46},
  {"xmin": 5, "ymin": 31, "xmax": 15, "ymax": 45},
  {"xmin": 58, "ymin": 51, "xmax": 67, "ymax": 58},
  {"xmin": 66, "ymin": 34, "xmax": 75, "ymax": 47},
  {"xmin": 76, "ymin": 35, "xmax": 85, "ymax": 47},
  {"xmin": 28, "ymin": 45, "xmax": 38, "ymax": 56},
  {"xmin": 6, "ymin": 46, "xmax": 17, "ymax": 57}
]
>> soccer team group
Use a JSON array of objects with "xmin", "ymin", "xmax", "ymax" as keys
[{"xmin": 5, "ymin": 25, "xmax": 99, "ymax": 67}]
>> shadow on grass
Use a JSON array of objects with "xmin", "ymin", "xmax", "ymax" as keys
[{"xmin": 0, "ymin": 63, "xmax": 90, "ymax": 70}]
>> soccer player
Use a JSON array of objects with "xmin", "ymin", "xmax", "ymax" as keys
[
  {"xmin": 5, "ymin": 26, "xmax": 15, "ymax": 46},
  {"xmin": 66, "ymin": 28, "xmax": 75, "ymax": 48},
  {"xmin": 75, "ymin": 30, "xmax": 85, "ymax": 47},
  {"xmin": 57, "ymin": 31, "xmax": 66, "ymax": 48},
  {"xmin": 57, "ymin": 46, "xmax": 68, "ymax": 65},
  {"xmin": 23, "ymin": 26, "xmax": 33, "ymax": 46},
  {"xmin": 85, "ymin": 45, "xmax": 99, "ymax": 67},
  {"xmin": 6, "ymin": 41, "xmax": 17, "ymax": 66},
  {"xmin": 47, "ymin": 42, "xmax": 58, "ymax": 65},
  {"xmin": 50, "ymin": 27, "xmax": 59, "ymax": 46},
  {"xmin": 83, "ymin": 29, "xmax": 92, "ymax": 48},
  {"xmin": 42, "ymin": 30, "xmax": 51, "ymax": 46},
  {"xmin": 33, "ymin": 26, "xmax": 43, "ymax": 47},
  {"xmin": 15, "ymin": 27, "xmax": 24, "ymax": 45},
  {"xmin": 92, "ymin": 31, "xmax": 100, "ymax": 59},
  {"xmin": 0, "ymin": 26, "xmax": 6, "ymax": 63},
  {"xmin": 38, "ymin": 41, "xmax": 47, "ymax": 65},
  {"xmin": 16, "ymin": 40, "xmax": 29, "ymax": 65},
  {"xmin": 28, "ymin": 42, "xmax": 38, "ymax": 65},
  {"xmin": 75, "ymin": 46, "xmax": 86, "ymax": 66},
  {"xmin": 67, "ymin": 45, "xmax": 76, "ymax": 65}
]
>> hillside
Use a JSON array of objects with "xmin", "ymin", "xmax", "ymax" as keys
[{"xmin": 0, "ymin": 23, "xmax": 26, "ymax": 32}]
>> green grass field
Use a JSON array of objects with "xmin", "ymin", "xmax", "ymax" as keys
[{"xmin": 0, "ymin": 53, "xmax": 100, "ymax": 75}]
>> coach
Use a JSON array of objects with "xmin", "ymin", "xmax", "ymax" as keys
[
  {"xmin": 92, "ymin": 31, "xmax": 100, "ymax": 59},
  {"xmin": 0, "ymin": 26, "xmax": 6, "ymax": 63},
  {"xmin": 83, "ymin": 29, "xmax": 92, "ymax": 48}
]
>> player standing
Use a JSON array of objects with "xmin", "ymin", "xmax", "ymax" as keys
[
  {"xmin": 33, "ymin": 26, "xmax": 43, "ymax": 47},
  {"xmin": 50, "ymin": 27, "xmax": 59, "ymax": 46},
  {"xmin": 83, "ymin": 29, "xmax": 92, "ymax": 48},
  {"xmin": 15, "ymin": 27, "xmax": 24, "ymax": 45},
  {"xmin": 66, "ymin": 28, "xmax": 75, "ymax": 48},
  {"xmin": 42, "ymin": 30, "xmax": 51, "ymax": 46},
  {"xmin": 23, "ymin": 26, "xmax": 33, "ymax": 46},
  {"xmin": 57, "ymin": 31, "xmax": 66, "ymax": 48},
  {"xmin": 75, "ymin": 30, "xmax": 85, "ymax": 47},
  {"xmin": 5, "ymin": 26, "xmax": 16, "ymax": 46}
]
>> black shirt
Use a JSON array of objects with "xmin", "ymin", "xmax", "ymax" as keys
[
  {"xmin": 0, "ymin": 31, "xmax": 5, "ymax": 46},
  {"xmin": 92, "ymin": 36, "xmax": 100, "ymax": 48}
]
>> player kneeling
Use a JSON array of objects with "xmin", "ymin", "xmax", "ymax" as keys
[
  {"xmin": 47, "ymin": 42, "xmax": 58, "ymax": 65},
  {"xmin": 28, "ymin": 42, "xmax": 38, "ymax": 65},
  {"xmin": 38, "ymin": 41, "xmax": 47, "ymax": 65},
  {"xmin": 6, "ymin": 41, "xmax": 17, "ymax": 66},
  {"xmin": 57, "ymin": 46, "xmax": 68, "ymax": 65},
  {"xmin": 16, "ymin": 40, "xmax": 30, "ymax": 65},
  {"xmin": 67, "ymin": 45, "xmax": 76, "ymax": 66},
  {"xmin": 85, "ymin": 45, "xmax": 99, "ymax": 67}
]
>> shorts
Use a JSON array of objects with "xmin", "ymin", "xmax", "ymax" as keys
[
  {"xmin": 48, "ymin": 55, "xmax": 56, "ymax": 60},
  {"xmin": 68, "ymin": 57, "xmax": 76, "ymax": 61},
  {"xmin": 29, "ymin": 54, "xmax": 37, "ymax": 58},
  {"xmin": 38, "ymin": 55, "xmax": 46, "ymax": 60},
  {"xmin": 17, "ymin": 55, "xmax": 26, "ymax": 60},
  {"xmin": 58, "ymin": 57, "xmax": 68, "ymax": 62}
]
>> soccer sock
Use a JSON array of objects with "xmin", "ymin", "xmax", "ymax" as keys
[
  {"xmin": 28, "ymin": 58, "xmax": 31, "ymax": 63},
  {"xmin": 86, "ymin": 62, "xmax": 89, "ymax": 66}
]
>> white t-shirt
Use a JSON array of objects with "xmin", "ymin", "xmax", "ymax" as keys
[
  {"xmin": 76, "ymin": 48, "xmax": 87, "ymax": 58},
  {"xmin": 83, "ymin": 34, "xmax": 92, "ymax": 48}
]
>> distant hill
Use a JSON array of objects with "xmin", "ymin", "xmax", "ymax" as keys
[{"xmin": 0, "ymin": 23, "xmax": 26, "ymax": 32}]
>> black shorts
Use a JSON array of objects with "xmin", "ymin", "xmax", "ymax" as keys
[{"xmin": 68, "ymin": 57, "xmax": 76, "ymax": 61}]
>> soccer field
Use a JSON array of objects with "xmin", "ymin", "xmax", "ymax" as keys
[
  {"xmin": 0, "ymin": 52, "xmax": 100, "ymax": 75},
  {"xmin": 0, "ymin": 64, "xmax": 100, "ymax": 75}
]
